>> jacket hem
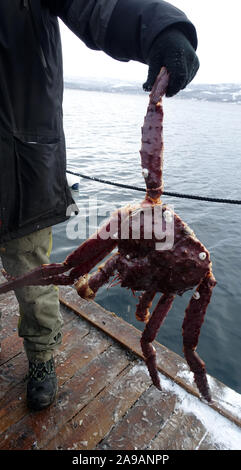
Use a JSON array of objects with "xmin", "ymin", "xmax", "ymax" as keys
[{"xmin": 0, "ymin": 213, "xmax": 70, "ymax": 245}]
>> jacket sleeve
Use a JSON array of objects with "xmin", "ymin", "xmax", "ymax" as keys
[
  {"xmin": 104, "ymin": 0, "xmax": 198, "ymax": 63},
  {"xmin": 46, "ymin": 0, "xmax": 119, "ymax": 51},
  {"xmin": 47, "ymin": 0, "xmax": 197, "ymax": 64}
]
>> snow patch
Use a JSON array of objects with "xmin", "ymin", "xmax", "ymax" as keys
[
  {"xmin": 208, "ymin": 376, "xmax": 241, "ymax": 418},
  {"xmin": 159, "ymin": 373, "xmax": 241, "ymax": 450}
]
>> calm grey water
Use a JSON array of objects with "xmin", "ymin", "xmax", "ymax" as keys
[{"xmin": 51, "ymin": 87, "xmax": 241, "ymax": 394}]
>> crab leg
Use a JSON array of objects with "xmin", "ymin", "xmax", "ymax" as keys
[
  {"xmin": 0, "ymin": 208, "xmax": 124, "ymax": 294},
  {"xmin": 0, "ymin": 244, "xmax": 117, "ymax": 294},
  {"xmin": 135, "ymin": 290, "xmax": 156, "ymax": 323},
  {"xmin": 140, "ymin": 67, "xmax": 169, "ymax": 202},
  {"xmin": 75, "ymin": 253, "xmax": 119, "ymax": 299},
  {"xmin": 141, "ymin": 293, "xmax": 175, "ymax": 389},
  {"xmin": 182, "ymin": 271, "xmax": 216, "ymax": 402}
]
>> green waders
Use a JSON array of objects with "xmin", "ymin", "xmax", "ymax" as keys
[{"xmin": 0, "ymin": 227, "xmax": 63, "ymax": 362}]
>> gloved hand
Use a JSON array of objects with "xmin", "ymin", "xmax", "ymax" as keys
[{"xmin": 143, "ymin": 27, "xmax": 199, "ymax": 97}]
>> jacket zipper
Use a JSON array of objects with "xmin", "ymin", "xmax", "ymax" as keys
[{"xmin": 22, "ymin": 0, "xmax": 48, "ymax": 69}]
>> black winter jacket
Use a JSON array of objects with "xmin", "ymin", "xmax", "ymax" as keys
[{"xmin": 0, "ymin": 0, "xmax": 197, "ymax": 243}]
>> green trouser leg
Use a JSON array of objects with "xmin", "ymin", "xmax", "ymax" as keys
[{"xmin": 0, "ymin": 227, "xmax": 63, "ymax": 362}]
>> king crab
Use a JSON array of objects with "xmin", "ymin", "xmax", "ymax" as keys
[{"xmin": 0, "ymin": 68, "xmax": 216, "ymax": 402}]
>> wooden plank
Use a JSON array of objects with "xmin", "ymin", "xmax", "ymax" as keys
[
  {"xmin": 59, "ymin": 301, "xmax": 80, "ymax": 324},
  {"xmin": 0, "ymin": 383, "xmax": 28, "ymax": 437},
  {"xmin": 44, "ymin": 360, "xmax": 150, "ymax": 450},
  {"xmin": 0, "ymin": 317, "xmax": 89, "ymax": 401},
  {"xmin": 59, "ymin": 287, "xmax": 191, "ymax": 389},
  {"xmin": 197, "ymin": 433, "xmax": 223, "ymax": 450},
  {"xmin": 97, "ymin": 385, "xmax": 177, "ymax": 450},
  {"xmin": 59, "ymin": 287, "xmax": 241, "ymax": 429},
  {"xmin": 55, "ymin": 325, "xmax": 110, "ymax": 384},
  {"xmin": 1, "ymin": 345, "xmax": 130, "ymax": 450},
  {"xmin": 0, "ymin": 279, "xmax": 22, "ymax": 364},
  {"xmin": 0, "ymin": 290, "xmax": 19, "ymax": 341},
  {"xmin": 0, "ymin": 335, "xmax": 23, "ymax": 366},
  {"xmin": 148, "ymin": 409, "xmax": 207, "ymax": 450},
  {"xmin": 0, "ymin": 297, "xmax": 77, "ymax": 367},
  {"xmin": 0, "ymin": 320, "xmax": 108, "ymax": 435},
  {"xmin": 0, "ymin": 351, "xmax": 27, "ymax": 400},
  {"xmin": 1, "ymin": 281, "xmax": 241, "ymax": 451}
]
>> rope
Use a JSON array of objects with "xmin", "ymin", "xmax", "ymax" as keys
[{"xmin": 66, "ymin": 170, "xmax": 241, "ymax": 205}]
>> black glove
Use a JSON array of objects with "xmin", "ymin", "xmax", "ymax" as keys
[{"xmin": 143, "ymin": 28, "xmax": 199, "ymax": 97}]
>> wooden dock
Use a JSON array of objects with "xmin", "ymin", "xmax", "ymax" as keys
[{"xmin": 1, "ymin": 284, "xmax": 241, "ymax": 451}]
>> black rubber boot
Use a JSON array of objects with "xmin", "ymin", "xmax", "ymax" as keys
[{"xmin": 27, "ymin": 357, "xmax": 57, "ymax": 411}]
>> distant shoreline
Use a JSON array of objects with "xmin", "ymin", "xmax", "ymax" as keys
[{"xmin": 64, "ymin": 77, "xmax": 241, "ymax": 104}]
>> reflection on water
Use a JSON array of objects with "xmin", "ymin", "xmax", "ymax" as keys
[{"xmin": 51, "ymin": 88, "xmax": 241, "ymax": 393}]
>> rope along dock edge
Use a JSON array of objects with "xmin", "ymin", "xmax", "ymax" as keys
[{"xmin": 67, "ymin": 170, "xmax": 241, "ymax": 205}]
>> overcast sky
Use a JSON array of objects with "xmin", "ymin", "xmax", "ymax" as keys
[{"xmin": 60, "ymin": 0, "xmax": 241, "ymax": 84}]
